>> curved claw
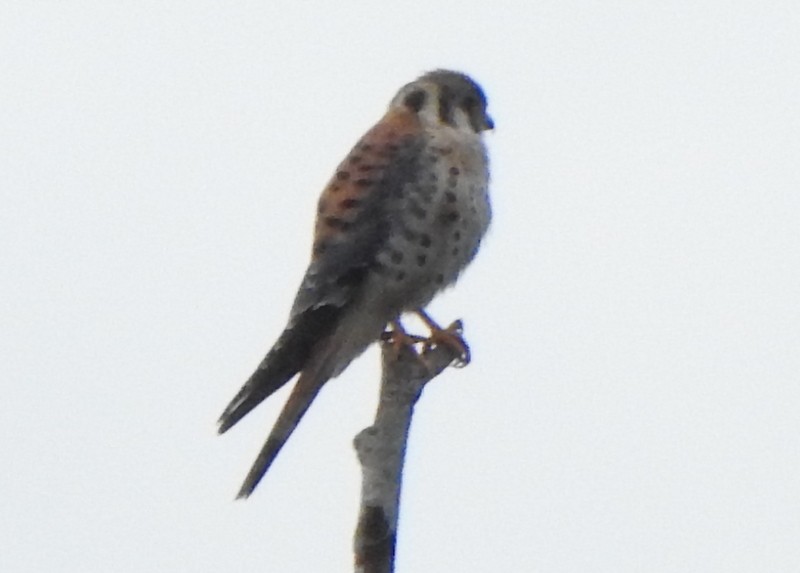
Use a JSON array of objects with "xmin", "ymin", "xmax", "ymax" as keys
[
  {"xmin": 415, "ymin": 311, "xmax": 471, "ymax": 367},
  {"xmin": 422, "ymin": 319, "xmax": 471, "ymax": 367},
  {"xmin": 381, "ymin": 320, "xmax": 427, "ymax": 361}
]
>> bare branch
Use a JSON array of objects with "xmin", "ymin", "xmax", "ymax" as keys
[{"xmin": 353, "ymin": 324, "xmax": 464, "ymax": 573}]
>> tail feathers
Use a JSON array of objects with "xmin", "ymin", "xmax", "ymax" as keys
[
  {"xmin": 218, "ymin": 358, "xmax": 297, "ymax": 434},
  {"xmin": 235, "ymin": 354, "xmax": 335, "ymax": 498},
  {"xmin": 227, "ymin": 304, "xmax": 383, "ymax": 498},
  {"xmin": 218, "ymin": 306, "xmax": 340, "ymax": 434},
  {"xmin": 218, "ymin": 351, "xmax": 298, "ymax": 435}
]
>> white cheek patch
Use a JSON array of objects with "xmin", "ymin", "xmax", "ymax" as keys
[
  {"xmin": 451, "ymin": 108, "xmax": 475, "ymax": 133},
  {"xmin": 418, "ymin": 93, "xmax": 441, "ymax": 125}
]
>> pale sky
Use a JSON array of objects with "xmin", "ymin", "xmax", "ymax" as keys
[{"xmin": 2, "ymin": 2, "xmax": 799, "ymax": 572}]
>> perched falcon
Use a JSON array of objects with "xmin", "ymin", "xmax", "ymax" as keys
[{"xmin": 219, "ymin": 69, "xmax": 493, "ymax": 498}]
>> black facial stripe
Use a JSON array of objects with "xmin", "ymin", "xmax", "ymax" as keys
[
  {"xmin": 403, "ymin": 89, "xmax": 427, "ymax": 112},
  {"xmin": 438, "ymin": 85, "xmax": 455, "ymax": 125}
]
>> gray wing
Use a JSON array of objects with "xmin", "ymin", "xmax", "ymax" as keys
[{"xmin": 218, "ymin": 129, "xmax": 425, "ymax": 434}]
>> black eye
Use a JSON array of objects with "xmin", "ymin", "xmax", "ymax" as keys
[
  {"xmin": 462, "ymin": 96, "xmax": 477, "ymax": 110},
  {"xmin": 403, "ymin": 89, "xmax": 427, "ymax": 112}
]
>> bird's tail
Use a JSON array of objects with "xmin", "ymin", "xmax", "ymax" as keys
[
  {"xmin": 234, "ymin": 337, "xmax": 341, "ymax": 499},
  {"xmin": 217, "ymin": 362, "xmax": 295, "ymax": 435},
  {"xmin": 218, "ymin": 307, "xmax": 341, "ymax": 434}
]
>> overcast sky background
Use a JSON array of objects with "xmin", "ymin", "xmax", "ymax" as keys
[{"xmin": 2, "ymin": 2, "xmax": 799, "ymax": 572}]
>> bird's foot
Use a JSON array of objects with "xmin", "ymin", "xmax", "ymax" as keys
[
  {"xmin": 381, "ymin": 320, "xmax": 427, "ymax": 361},
  {"xmin": 415, "ymin": 310, "xmax": 471, "ymax": 367}
]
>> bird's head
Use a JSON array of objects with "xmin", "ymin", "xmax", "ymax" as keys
[{"xmin": 390, "ymin": 69, "xmax": 494, "ymax": 134}]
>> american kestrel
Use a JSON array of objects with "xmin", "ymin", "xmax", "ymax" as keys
[{"xmin": 219, "ymin": 69, "xmax": 493, "ymax": 498}]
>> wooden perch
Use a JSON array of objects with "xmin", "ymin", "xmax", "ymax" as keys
[{"xmin": 353, "ymin": 322, "xmax": 467, "ymax": 573}]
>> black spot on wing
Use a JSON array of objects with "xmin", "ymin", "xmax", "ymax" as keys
[{"xmin": 292, "ymin": 132, "xmax": 426, "ymax": 316}]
